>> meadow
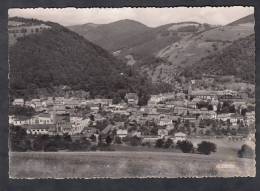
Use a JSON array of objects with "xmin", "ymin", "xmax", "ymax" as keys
[{"xmin": 9, "ymin": 151, "xmax": 255, "ymax": 178}]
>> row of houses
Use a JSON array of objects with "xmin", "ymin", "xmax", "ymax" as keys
[{"xmin": 116, "ymin": 128, "xmax": 187, "ymax": 143}]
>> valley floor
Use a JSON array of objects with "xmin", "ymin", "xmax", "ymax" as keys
[{"xmin": 9, "ymin": 151, "xmax": 255, "ymax": 178}]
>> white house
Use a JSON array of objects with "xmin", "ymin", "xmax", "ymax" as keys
[
  {"xmin": 31, "ymin": 99, "xmax": 42, "ymax": 108},
  {"xmin": 230, "ymin": 114, "xmax": 244, "ymax": 126},
  {"xmin": 70, "ymin": 117, "xmax": 90, "ymax": 135},
  {"xmin": 174, "ymin": 132, "xmax": 187, "ymax": 143},
  {"xmin": 125, "ymin": 93, "xmax": 138, "ymax": 105},
  {"xmin": 142, "ymin": 135, "xmax": 160, "ymax": 143},
  {"xmin": 116, "ymin": 129, "xmax": 128, "ymax": 138},
  {"xmin": 11, "ymin": 116, "xmax": 38, "ymax": 126},
  {"xmin": 246, "ymin": 111, "xmax": 255, "ymax": 126},
  {"xmin": 12, "ymin": 98, "xmax": 24, "ymax": 106},
  {"xmin": 159, "ymin": 118, "xmax": 172, "ymax": 126},
  {"xmin": 216, "ymin": 113, "xmax": 232, "ymax": 122},
  {"xmin": 26, "ymin": 124, "xmax": 54, "ymax": 135}
]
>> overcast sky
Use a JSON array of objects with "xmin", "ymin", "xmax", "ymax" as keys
[{"xmin": 9, "ymin": 7, "xmax": 254, "ymax": 27}]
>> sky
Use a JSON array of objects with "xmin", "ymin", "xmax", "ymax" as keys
[{"xmin": 8, "ymin": 7, "xmax": 254, "ymax": 27}]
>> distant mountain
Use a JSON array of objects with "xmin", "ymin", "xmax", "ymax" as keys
[
  {"xmin": 9, "ymin": 17, "xmax": 152, "ymax": 99},
  {"xmin": 227, "ymin": 14, "xmax": 254, "ymax": 26},
  {"xmin": 68, "ymin": 19, "xmax": 150, "ymax": 51},
  {"xmin": 68, "ymin": 14, "xmax": 255, "ymax": 84}
]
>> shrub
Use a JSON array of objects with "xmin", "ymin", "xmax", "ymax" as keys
[
  {"xmin": 164, "ymin": 138, "xmax": 173, "ymax": 148},
  {"xmin": 177, "ymin": 140, "xmax": 194, "ymax": 153},
  {"xmin": 197, "ymin": 141, "xmax": 217, "ymax": 155},
  {"xmin": 106, "ymin": 136, "xmax": 113, "ymax": 145},
  {"xmin": 114, "ymin": 136, "xmax": 122, "ymax": 144},
  {"xmin": 238, "ymin": 144, "xmax": 254, "ymax": 159},
  {"xmin": 155, "ymin": 138, "xmax": 164, "ymax": 148},
  {"xmin": 129, "ymin": 136, "xmax": 142, "ymax": 146}
]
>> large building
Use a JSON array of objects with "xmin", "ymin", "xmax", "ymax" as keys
[{"xmin": 8, "ymin": 21, "xmax": 51, "ymax": 45}]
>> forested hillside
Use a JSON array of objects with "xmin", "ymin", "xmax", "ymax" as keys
[
  {"xmin": 9, "ymin": 18, "xmax": 152, "ymax": 99},
  {"xmin": 69, "ymin": 19, "xmax": 150, "ymax": 51},
  {"xmin": 181, "ymin": 34, "xmax": 255, "ymax": 83}
]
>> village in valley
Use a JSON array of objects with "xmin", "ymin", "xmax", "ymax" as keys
[{"xmin": 9, "ymin": 74, "xmax": 255, "ymax": 156}]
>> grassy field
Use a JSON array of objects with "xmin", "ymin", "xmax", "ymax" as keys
[{"xmin": 9, "ymin": 151, "xmax": 255, "ymax": 178}]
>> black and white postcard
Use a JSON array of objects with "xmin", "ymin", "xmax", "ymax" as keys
[{"xmin": 8, "ymin": 7, "xmax": 255, "ymax": 178}]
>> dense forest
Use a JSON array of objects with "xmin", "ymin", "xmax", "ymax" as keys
[
  {"xmin": 9, "ymin": 18, "xmax": 153, "ymax": 102},
  {"xmin": 181, "ymin": 34, "xmax": 255, "ymax": 83}
]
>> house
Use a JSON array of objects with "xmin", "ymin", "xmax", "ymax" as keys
[
  {"xmin": 38, "ymin": 113, "xmax": 54, "ymax": 125},
  {"xmin": 175, "ymin": 92, "xmax": 185, "ymax": 100},
  {"xmin": 91, "ymin": 98, "xmax": 112, "ymax": 106},
  {"xmin": 246, "ymin": 111, "xmax": 255, "ymax": 126},
  {"xmin": 70, "ymin": 117, "xmax": 90, "ymax": 135},
  {"xmin": 210, "ymin": 97, "xmax": 219, "ymax": 105},
  {"xmin": 182, "ymin": 115, "xmax": 197, "ymax": 123},
  {"xmin": 12, "ymin": 98, "xmax": 24, "ymax": 106},
  {"xmin": 166, "ymin": 124, "xmax": 175, "ymax": 131},
  {"xmin": 190, "ymin": 90, "xmax": 218, "ymax": 100},
  {"xmin": 216, "ymin": 113, "xmax": 232, "ymax": 122},
  {"xmin": 171, "ymin": 115, "xmax": 180, "ymax": 123},
  {"xmin": 187, "ymin": 101, "xmax": 197, "ymax": 109},
  {"xmin": 116, "ymin": 129, "xmax": 128, "ymax": 138},
  {"xmin": 148, "ymin": 95, "xmax": 164, "ymax": 105},
  {"xmin": 54, "ymin": 113, "xmax": 71, "ymax": 134},
  {"xmin": 158, "ymin": 129, "xmax": 168, "ymax": 138},
  {"xmin": 8, "ymin": 115, "xmax": 15, "ymax": 125},
  {"xmin": 125, "ymin": 93, "xmax": 138, "ymax": 105},
  {"xmin": 11, "ymin": 115, "xmax": 38, "ymax": 126},
  {"xmin": 173, "ymin": 106, "xmax": 188, "ymax": 115},
  {"xmin": 142, "ymin": 135, "xmax": 160, "ymax": 143},
  {"xmin": 159, "ymin": 118, "xmax": 172, "ymax": 126},
  {"xmin": 148, "ymin": 93, "xmax": 175, "ymax": 105},
  {"xmin": 46, "ymin": 97, "xmax": 54, "ymax": 105},
  {"xmin": 174, "ymin": 132, "xmax": 187, "ymax": 143},
  {"xmin": 117, "ymin": 129, "xmax": 128, "ymax": 138},
  {"xmin": 54, "ymin": 97, "xmax": 64, "ymax": 105},
  {"xmin": 31, "ymin": 99, "xmax": 42, "ymax": 108},
  {"xmin": 53, "ymin": 104, "xmax": 66, "ymax": 114},
  {"xmin": 64, "ymin": 98, "xmax": 80, "ymax": 108},
  {"xmin": 230, "ymin": 114, "xmax": 244, "ymax": 126},
  {"xmin": 25, "ymin": 124, "xmax": 55, "ymax": 135},
  {"xmin": 82, "ymin": 127, "xmax": 98, "ymax": 137},
  {"xmin": 156, "ymin": 107, "xmax": 172, "ymax": 114},
  {"xmin": 90, "ymin": 106, "xmax": 99, "ymax": 113},
  {"xmin": 60, "ymin": 123, "xmax": 72, "ymax": 135},
  {"xmin": 200, "ymin": 110, "xmax": 217, "ymax": 120}
]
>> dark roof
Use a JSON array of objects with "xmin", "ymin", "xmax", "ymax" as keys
[
  {"xmin": 24, "ymin": 124, "xmax": 55, "ymax": 130},
  {"xmin": 15, "ymin": 115, "xmax": 32, "ymax": 121}
]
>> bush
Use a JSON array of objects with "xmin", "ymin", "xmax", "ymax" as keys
[
  {"xmin": 9, "ymin": 125, "xmax": 30, "ymax": 151},
  {"xmin": 164, "ymin": 138, "xmax": 173, "ymax": 148},
  {"xmin": 106, "ymin": 136, "xmax": 113, "ymax": 145},
  {"xmin": 9, "ymin": 105, "xmax": 36, "ymax": 117},
  {"xmin": 129, "ymin": 136, "xmax": 141, "ymax": 146},
  {"xmin": 44, "ymin": 142, "xmax": 58, "ymax": 152},
  {"xmin": 141, "ymin": 141, "xmax": 151, "ymax": 147},
  {"xmin": 155, "ymin": 138, "xmax": 164, "ymax": 148},
  {"xmin": 177, "ymin": 140, "xmax": 194, "ymax": 153},
  {"xmin": 114, "ymin": 136, "xmax": 122, "ymax": 144},
  {"xmin": 238, "ymin": 144, "xmax": 254, "ymax": 159},
  {"xmin": 197, "ymin": 141, "xmax": 217, "ymax": 155}
]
